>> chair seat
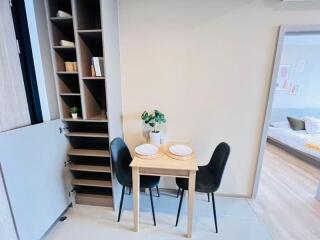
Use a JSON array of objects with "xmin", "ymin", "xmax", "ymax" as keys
[{"xmin": 176, "ymin": 167, "xmax": 218, "ymax": 193}]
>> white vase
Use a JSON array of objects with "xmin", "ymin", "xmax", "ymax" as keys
[
  {"xmin": 71, "ymin": 113, "xmax": 78, "ymax": 119},
  {"xmin": 149, "ymin": 131, "xmax": 161, "ymax": 146}
]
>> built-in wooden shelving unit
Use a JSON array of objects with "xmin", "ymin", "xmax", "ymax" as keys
[{"xmin": 45, "ymin": 0, "xmax": 120, "ymax": 208}]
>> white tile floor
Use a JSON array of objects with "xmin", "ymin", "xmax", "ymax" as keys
[{"xmin": 44, "ymin": 192, "xmax": 271, "ymax": 240}]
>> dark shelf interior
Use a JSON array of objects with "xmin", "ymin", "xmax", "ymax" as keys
[
  {"xmin": 58, "ymin": 74, "xmax": 80, "ymax": 94},
  {"xmin": 75, "ymin": 0, "xmax": 101, "ymax": 30}
]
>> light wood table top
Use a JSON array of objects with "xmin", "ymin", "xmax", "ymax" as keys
[{"xmin": 130, "ymin": 143, "xmax": 198, "ymax": 238}]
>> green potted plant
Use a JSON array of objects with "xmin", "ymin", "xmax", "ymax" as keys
[
  {"xmin": 141, "ymin": 110, "xmax": 166, "ymax": 146},
  {"xmin": 70, "ymin": 106, "xmax": 79, "ymax": 119}
]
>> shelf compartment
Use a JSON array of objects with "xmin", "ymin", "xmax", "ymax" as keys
[
  {"xmin": 75, "ymin": 193, "xmax": 112, "ymax": 207},
  {"xmin": 53, "ymin": 46, "xmax": 76, "ymax": 63},
  {"xmin": 57, "ymin": 74, "xmax": 80, "ymax": 94},
  {"xmin": 47, "ymin": 0, "xmax": 72, "ymax": 18},
  {"xmin": 60, "ymin": 95, "xmax": 82, "ymax": 119},
  {"xmin": 68, "ymin": 156, "xmax": 110, "ymax": 167},
  {"xmin": 78, "ymin": 31, "xmax": 103, "ymax": 78},
  {"xmin": 68, "ymin": 149, "xmax": 110, "ymax": 158},
  {"xmin": 50, "ymin": 18, "xmax": 75, "ymax": 46},
  {"xmin": 64, "ymin": 121, "xmax": 108, "ymax": 133},
  {"xmin": 72, "ymin": 179, "xmax": 112, "ymax": 188},
  {"xmin": 65, "ymin": 132, "xmax": 108, "ymax": 138},
  {"xmin": 83, "ymin": 80, "xmax": 107, "ymax": 120},
  {"xmin": 70, "ymin": 164, "xmax": 111, "ymax": 173},
  {"xmin": 75, "ymin": 0, "xmax": 101, "ymax": 30},
  {"xmin": 69, "ymin": 137, "xmax": 108, "ymax": 150}
]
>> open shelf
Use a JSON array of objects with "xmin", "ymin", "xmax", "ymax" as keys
[
  {"xmin": 60, "ymin": 94, "xmax": 82, "ymax": 119},
  {"xmin": 75, "ymin": 193, "xmax": 112, "ymax": 207},
  {"xmin": 47, "ymin": 0, "xmax": 72, "ymax": 18},
  {"xmin": 75, "ymin": 0, "xmax": 101, "ymax": 30},
  {"xmin": 70, "ymin": 164, "xmax": 111, "ymax": 173},
  {"xmin": 46, "ymin": 0, "xmax": 120, "ymax": 208},
  {"xmin": 78, "ymin": 31, "xmax": 103, "ymax": 78},
  {"xmin": 57, "ymin": 74, "xmax": 80, "ymax": 94},
  {"xmin": 65, "ymin": 132, "xmax": 108, "ymax": 138},
  {"xmin": 71, "ymin": 179, "xmax": 112, "ymax": 188},
  {"xmin": 83, "ymin": 80, "xmax": 106, "ymax": 120},
  {"xmin": 68, "ymin": 149, "xmax": 110, "ymax": 158}
]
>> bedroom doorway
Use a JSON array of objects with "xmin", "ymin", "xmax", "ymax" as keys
[{"xmin": 250, "ymin": 25, "xmax": 320, "ymax": 240}]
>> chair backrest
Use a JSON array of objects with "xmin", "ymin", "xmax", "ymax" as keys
[
  {"xmin": 110, "ymin": 138, "xmax": 132, "ymax": 185},
  {"xmin": 208, "ymin": 142, "xmax": 230, "ymax": 189}
]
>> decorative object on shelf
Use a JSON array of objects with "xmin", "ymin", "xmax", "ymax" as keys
[
  {"xmin": 92, "ymin": 57, "xmax": 104, "ymax": 77},
  {"xmin": 56, "ymin": 10, "xmax": 72, "ymax": 18},
  {"xmin": 70, "ymin": 106, "xmax": 79, "ymax": 119},
  {"xmin": 141, "ymin": 110, "xmax": 166, "ymax": 146},
  {"xmin": 64, "ymin": 61, "xmax": 77, "ymax": 72},
  {"xmin": 60, "ymin": 40, "xmax": 75, "ymax": 47}
]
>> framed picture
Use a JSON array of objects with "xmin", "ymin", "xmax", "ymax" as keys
[{"xmin": 276, "ymin": 65, "xmax": 291, "ymax": 91}]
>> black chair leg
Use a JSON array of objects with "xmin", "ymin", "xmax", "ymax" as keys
[
  {"xmin": 149, "ymin": 188, "xmax": 156, "ymax": 226},
  {"xmin": 207, "ymin": 193, "xmax": 210, "ymax": 202},
  {"xmin": 211, "ymin": 193, "xmax": 218, "ymax": 233},
  {"xmin": 117, "ymin": 186, "xmax": 125, "ymax": 222},
  {"xmin": 156, "ymin": 185, "xmax": 160, "ymax": 197},
  {"xmin": 128, "ymin": 187, "xmax": 132, "ymax": 195},
  {"xmin": 176, "ymin": 188, "xmax": 180, "ymax": 198},
  {"xmin": 175, "ymin": 189, "xmax": 184, "ymax": 227}
]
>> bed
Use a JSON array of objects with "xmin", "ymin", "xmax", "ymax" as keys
[{"xmin": 267, "ymin": 125, "xmax": 320, "ymax": 167}]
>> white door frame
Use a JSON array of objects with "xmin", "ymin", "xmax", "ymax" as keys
[{"xmin": 252, "ymin": 25, "xmax": 320, "ymax": 198}]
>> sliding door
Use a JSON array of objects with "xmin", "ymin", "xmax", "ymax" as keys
[{"xmin": 0, "ymin": 0, "xmax": 31, "ymax": 132}]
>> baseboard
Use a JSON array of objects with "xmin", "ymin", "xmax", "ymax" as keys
[{"xmin": 40, "ymin": 203, "xmax": 72, "ymax": 239}]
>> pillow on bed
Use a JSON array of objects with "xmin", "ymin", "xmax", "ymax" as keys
[
  {"xmin": 270, "ymin": 121, "xmax": 290, "ymax": 128},
  {"xmin": 287, "ymin": 117, "xmax": 305, "ymax": 131},
  {"xmin": 305, "ymin": 117, "xmax": 320, "ymax": 134}
]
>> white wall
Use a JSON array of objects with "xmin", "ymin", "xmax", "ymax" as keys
[
  {"xmin": 273, "ymin": 35, "xmax": 320, "ymax": 109},
  {"xmin": 0, "ymin": 120, "xmax": 71, "ymax": 240},
  {"xmin": 118, "ymin": 0, "xmax": 320, "ymax": 196}
]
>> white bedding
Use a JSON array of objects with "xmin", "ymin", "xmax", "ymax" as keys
[{"xmin": 268, "ymin": 126, "xmax": 320, "ymax": 160}]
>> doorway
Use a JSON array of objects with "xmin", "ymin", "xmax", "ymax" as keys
[{"xmin": 251, "ymin": 25, "xmax": 320, "ymax": 240}]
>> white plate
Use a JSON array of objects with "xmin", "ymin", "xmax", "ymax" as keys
[
  {"xmin": 135, "ymin": 144, "xmax": 158, "ymax": 156},
  {"xmin": 169, "ymin": 144, "xmax": 192, "ymax": 156}
]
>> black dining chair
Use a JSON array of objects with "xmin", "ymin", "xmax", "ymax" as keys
[
  {"xmin": 175, "ymin": 142, "xmax": 230, "ymax": 233},
  {"xmin": 110, "ymin": 138, "xmax": 160, "ymax": 226}
]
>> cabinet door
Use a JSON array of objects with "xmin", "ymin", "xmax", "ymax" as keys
[
  {"xmin": 0, "ymin": 166, "xmax": 18, "ymax": 240},
  {"xmin": 0, "ymin": 0, "xmax": 31, "ymax": 132}
]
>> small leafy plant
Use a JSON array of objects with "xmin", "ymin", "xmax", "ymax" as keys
[
  {"xmin": 69, "ymin": 106, "xmax": 79, "ymax": 114},
  {"xmin": 141, "ymin": 110, "xmax": 166, "ymax": 133}
]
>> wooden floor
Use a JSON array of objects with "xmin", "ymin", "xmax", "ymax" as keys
[{"xmin": 249, "ymin": 143, "xmax": 320, "ymax": 240}]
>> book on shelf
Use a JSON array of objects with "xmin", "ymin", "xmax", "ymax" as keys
[{"xmin": 92, "ymin": 57, "xmax": 104, "ymax": 77}]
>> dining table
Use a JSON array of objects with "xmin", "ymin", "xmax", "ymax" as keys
[{"xmin": 130, "ymin": 143, "xmax": 198, "ymax": 238}]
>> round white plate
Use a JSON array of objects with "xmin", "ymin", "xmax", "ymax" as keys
[
  {"xmin": 135, "ymin": 144, "xmax": 158, "ymax": 156},
  {"xmin": 169, "ymin": 144, "xmax": 192, "ymax": 156}
]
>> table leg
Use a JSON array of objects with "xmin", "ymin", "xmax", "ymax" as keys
[
  {"xmin": 132, "ymin": 167, "xmax": 140, "ymax": 232},
  {"xmin": 187, "ymin": 171, "xmax": 196, "ymax": 238}
]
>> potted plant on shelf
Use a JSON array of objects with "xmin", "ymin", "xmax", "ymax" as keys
[
  {"xmin": 141, "ymin": 110, "xmax": 166, "ymax": 146},
  {"xmin": 70, "ymin": 106, "xmax": 79, "ymax": 119}
]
